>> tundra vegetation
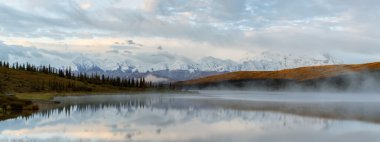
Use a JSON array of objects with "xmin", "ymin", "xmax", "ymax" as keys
[{"xmin": 0, "ymin": 61, "xmax": 176, "ymax": 113}]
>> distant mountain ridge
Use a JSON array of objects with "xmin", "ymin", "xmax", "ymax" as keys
[
  {"xmin": 71, "ymin": 52, "xmax": 342, "ymax": 81},
  {"xmin": 2, "ymin": 47, "xmax": 343, "ymax": 81},
  {"xmin": 74, "ymin": 51, "xmax": 342, "ymax": 72},
  {"xmin": 178, "ymin": 62, "xmax": 380, "ymax": 91}
]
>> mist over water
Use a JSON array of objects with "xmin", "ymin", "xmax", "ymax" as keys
[
  {"xmin": 185, "ymin": 70, "xmax": 380, "ymax": 93},
  {"xmin": 1, "ymin": 91, "xmax": 380, "ymax": 142}
]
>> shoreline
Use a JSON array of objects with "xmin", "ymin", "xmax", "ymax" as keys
[
  {"xmin": 0, "ymin": 90, "xmax": 195, "ymax": 121},
  {"xmin": 2, "ymin": 91, "xmax": 380, "ymax": 125}
]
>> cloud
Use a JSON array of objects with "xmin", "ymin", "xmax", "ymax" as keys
[
  {"xmin": 0, "ymin": 41, "xmax": 76, "ymax": 67},
  {"xmin": 127, "ymin": 40, "xmax": 136, "ymax": 45},
  {"xmin": 157, "ymin": 46, "xmax": 163, "ymax": 50},
  {"xmin": 145, "ymin": 74, "xmax": 169, "ymax": 83},
  {"xmin": 110, "ymin": 39, "xmax": 142, "ymax": 51},
  {"xmin": 79, "ymin": 0, "xmax": 92, "ymax": 10},
  {"xmin": 106, "ymin": 50, "xmax": 119, "ymax": 54},
  {"xmin": 127, "ymin": 40, "xmax": 143, "ymax": 46},
  {"xmin": 141, "ymin": 0, "xmax": 160, "ymax": 13},
  {"xmin": 110, "ymin": 45, "xmax": 139, "ymax": 50},
  {"xmin": 133, "ymin": 51, "xmax": 193, "ymax": 65},
  {"xmin": 0, "ymin": 0, "xmax": 379, "ymax": 64}
]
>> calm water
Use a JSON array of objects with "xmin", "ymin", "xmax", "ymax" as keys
[{"xmin": 1, "ymin": 91, "xmax": 380, "ymax": 142}]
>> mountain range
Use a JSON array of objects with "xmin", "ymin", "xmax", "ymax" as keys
[
  {"xmin": 179, "ymin": 62, "xmax": 380, "ymax": 92},
  {"xmin": 72, "ymin": 51, "xmax": 342, "ymax": 81},
  {"xmin": 0, "ymin": 42, "xmax": 343, "ymax": 81}
]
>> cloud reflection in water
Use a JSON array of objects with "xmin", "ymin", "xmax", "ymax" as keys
[{"xmin": 0, "ymin": 93, "xmax": 380, "ymax": 142}]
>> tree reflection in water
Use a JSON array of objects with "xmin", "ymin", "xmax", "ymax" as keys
[{"xmin": 1, "ymin": 94, "xmax": 380, "ymax": 142}]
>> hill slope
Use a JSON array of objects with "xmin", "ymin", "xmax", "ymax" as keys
[
  {"xmin": 0, "ymin": 67, "xmax": 121, "ymax": 93},
  {"xmin": 0, "ymin": 67, "xmax": 159, "ymax": 94},
  {"xmin": 179, "ymin": 62, "xmax": 380, "ymax": 91}
]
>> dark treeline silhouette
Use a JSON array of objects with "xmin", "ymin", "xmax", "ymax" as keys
[{"xmin": 0, "ymin": 61, "xmax": 176, "ymax": 92}]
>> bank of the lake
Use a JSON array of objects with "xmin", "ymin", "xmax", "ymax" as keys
[
  {"xmin": 0, "ymin": 89, "xmax": 192, "ymax": 121},
  {"xmin": 0, "ymin": 95, "xmax": 39, "ymax": 121}
]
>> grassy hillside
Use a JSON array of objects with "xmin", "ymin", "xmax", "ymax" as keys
[
  {"xmin": 0, "ymin": 64, "xmax": 175, "ymax": 120},
  {"xmin": 0, "ymin": 67, "xmax": 115, "ymax": 93},
  {"xmin": 0, "ymin": 60, "xmax": 175, "ymax": 96},
  {"xmin": 179, "ymin": 62, "xmax": 380, "ymax": 91}
]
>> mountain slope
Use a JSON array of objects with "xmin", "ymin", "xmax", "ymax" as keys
[
  {"xmin": 179, "ymin": 62, "xmax": 380, "ymax": 91},
  {"xmin": 0, "ymin": 67, "xmax": 108, "ymax": 93}
]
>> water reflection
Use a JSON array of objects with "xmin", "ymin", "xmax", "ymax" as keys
[{"xmin": 0, "ymin": 94, "xmax": 380, "ymax": 142}]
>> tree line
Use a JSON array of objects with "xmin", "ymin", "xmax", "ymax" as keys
[{"xmin": 0, "ymin": 61, "xmax": 176, "ymax": 92}]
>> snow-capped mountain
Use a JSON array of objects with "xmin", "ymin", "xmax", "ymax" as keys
[
  {"xmin": 238, "ymin": 52, "xmax": 342, "ymax": 71},
  {"xmin": 73, "ymin": 51, "xmax": 342, "ymax": 73},
  {"xmin": 195, "ymin": 56, "xmax": 240, "ymax": 72},
  {"xmin": 0, "ymin": 42, "xmax": 343, "ymax": 81},
  {"xmin": 69, "ymin": 51, "xmax": 342, "ymax": 81},
  {"xmin": 72, "ymin": 52, "xmax": 197, "ymax": 72}
]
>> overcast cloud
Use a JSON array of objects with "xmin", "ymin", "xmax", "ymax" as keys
[{"xmin": 0, "ymin": 0, "xmax": 380, "ymax": 64}]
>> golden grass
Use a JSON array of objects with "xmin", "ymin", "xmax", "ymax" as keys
[
  {"xmin": 181, "ymin": 62, "xmax": 380, "ymax": 85},
  {"xmin": 0, "ymin": 67, "xmax": 153, "ymax": 101},
  {"xmin": 15, "ymin": 93, "xmax": 56, "ymax": 101},
  {"xmin": 0, "ymin": 67, "xmax": 123, "ymax": 94}
]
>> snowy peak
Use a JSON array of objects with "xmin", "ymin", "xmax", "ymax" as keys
[
  {"xmin": 238, "ymin": 52, "xmax": 343, "ymax": 71},
  {"xmin": 196, "ymin": 56, "xmax": 239, "ymax": 72},
  {"xmin": 72, "ymin": 55, "xmax": 97, "ymax": 71},
  {"xmin": 72, "ymin": 51, "xmax": 343, "ymax": 73}
]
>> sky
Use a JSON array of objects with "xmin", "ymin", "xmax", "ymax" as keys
[{"xmin": 0, "ymin": 0, "xmax": 380, "ymax": 65}]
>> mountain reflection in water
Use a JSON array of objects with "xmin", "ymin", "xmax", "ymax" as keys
[{"xmin": 0, "ymin": 92, "xmax": 380, "ymax": 142}]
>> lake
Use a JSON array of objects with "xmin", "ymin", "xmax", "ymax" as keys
[{"xmin": 1, "ymin": 91, "xmax": 380, "ymax": 142}]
